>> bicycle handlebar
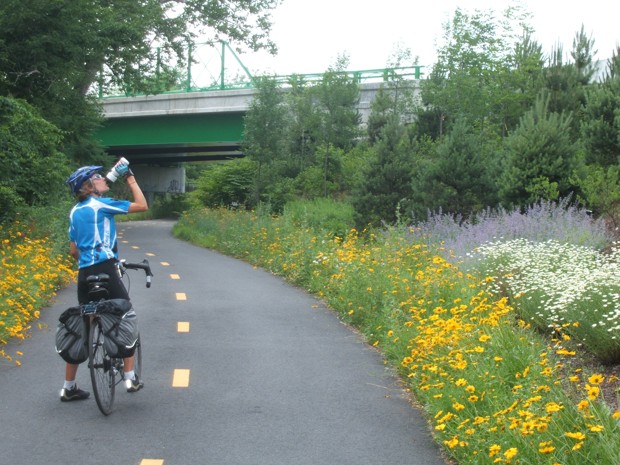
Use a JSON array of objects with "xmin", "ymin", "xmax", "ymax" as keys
[{"xmin": 119, "ymin": 259, "xmax": 154, "ymax": 288}]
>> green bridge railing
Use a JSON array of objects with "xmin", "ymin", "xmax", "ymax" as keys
[{"xmin": 99, "ymin": 41, "xmax": 425, "ymax": 98}]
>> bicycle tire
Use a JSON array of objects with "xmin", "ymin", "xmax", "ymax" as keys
[
  {"xmin": 88, "ymin": 318, "xmax": 116, "ymax": 415},
  {"xmin": 133, "ymin": 334, "xmax": 142, "ymax": 381}
]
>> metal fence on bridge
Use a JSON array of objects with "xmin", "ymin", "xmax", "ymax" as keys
[{"xmin": 99, "ymin": 40, "xmax": 425, "ymax": 98}]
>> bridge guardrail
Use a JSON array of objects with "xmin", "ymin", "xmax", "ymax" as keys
[{"xmin": 98, "ymin": 40, "xmax": 424, "ymax": 99}]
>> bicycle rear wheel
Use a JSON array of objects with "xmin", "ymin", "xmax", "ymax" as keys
[
  {"xmin": 88, "ymin": 318, "xmax": 116, "ymax": 415},
  {"xmin": 133, "ymin": 334, "xmax": 142, "ymax": 380}
]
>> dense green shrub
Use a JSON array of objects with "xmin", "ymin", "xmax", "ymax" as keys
[{"xmin": 283, "ymin": 197, "xmax": 355, "ymax": 237}]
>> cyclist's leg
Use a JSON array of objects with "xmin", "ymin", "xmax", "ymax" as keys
[
  {"xmin": 60, "ymin": 362, "xmax": 89, "ymax": 401},
  {"xmin": 60, "ymin": 272, "xmax": 91, "ymax": 402}
]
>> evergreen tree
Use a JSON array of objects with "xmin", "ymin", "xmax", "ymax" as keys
[
  {"xmin": 314, "ymin": 56, "xmax": 362, "ymax": 152},
  {"xmin": 367, "ymin": 46, "xmax": 419, "ymax": 144},
  {"xmin": 498, "ymin": 32, "xmax": 545, "ymax": 135},
  {"xmin": 410, "ymin": 118, "xmax": 496, "ymax": 219},
  {"xmin": 352, "ymin": 116, "xmax": 415, "ymax": 227},
  {"xmin": 242, "ymin": 75, "xmax": 288, "ymax": 206},
  {"xmin": 542, "ymin": 27, "xmax": 597, "ymax": 134},
  {"xmin": 284, "ymin": 75, "xmax": 323, "ymax": 175},
  {"xmin": 581, "ymin": 50, "xmax": 620, "ymax": 166},
  {"xmin": 499, "ymin": 94, "xmax": 579, "ymax": 205}
]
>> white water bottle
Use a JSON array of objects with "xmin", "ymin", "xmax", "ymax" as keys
[{"xmin": 105, "ymin": 157, "xmax": 130, "ymax": 182}]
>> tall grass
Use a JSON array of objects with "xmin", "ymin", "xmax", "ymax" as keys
[{"xmin": 173, "ymin": 202, "xmax": 620, "ymax": 465}]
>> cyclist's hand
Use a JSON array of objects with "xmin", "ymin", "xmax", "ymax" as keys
[{"xmin": 116, "ymin": 162, "xmax": 134, "ymax": 178}]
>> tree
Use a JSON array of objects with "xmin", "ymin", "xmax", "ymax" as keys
[
  {"xmin": 580, "ymin": 50, "xmax": 620, "ymax": 167},
  {"xmin": 284, "ymin": 74, "xmax": 323, "ymax": 175},
  {"xmin": 367, "ymin": 46, "xmax": 420, "ymax": 144},
  {"xmin": 540, "ymin": 27, "xmax": 598, "ymax": 136},
  {"xmin": 314, "ymin": 55, "xmax": 362, "ymax": 152},
  {"xmin": 242, "ymin": 75, "xmax": 287, "ymax": 206},
  {"xmin": 417, "ymin": 6, "xmax": 533, "ymax": 138},
  {"xmin": 0, "ymin": 0, "xmax": 280, "ymax": 161},
  {"xmin": 499, "ymin": 94, "xmax": 579, "ymax": 206},
  {"xmin": 0, "ymin": 96, "xmax": 71, "ymax": 221},
  {"xmin": 190, "ymin": 158, "xmax": 256, "ymax": 209},
  {"xmin": 410, "ymin": 118, "xmax": 497, "ymax": 219},
  {"xmin": 352, "ymin": 115, "xmax": 416, "ymax": 227},
  {"xmin": 497, "ymin": 31, "xmax": 545, "ymax": 135}
]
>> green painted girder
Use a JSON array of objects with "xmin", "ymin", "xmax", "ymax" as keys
[{"xmin": 96, "ymin": 112, "xmax": 245, "ymax": 147}]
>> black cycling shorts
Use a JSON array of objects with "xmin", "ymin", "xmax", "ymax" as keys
[{"xmin": 77, "ymin": 259, "xmax": 130, "ymax": 304}]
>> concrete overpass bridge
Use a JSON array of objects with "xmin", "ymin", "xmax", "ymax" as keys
[{"xmin": 95, "ymin": 68, "xmax": 422, "ymax": 194}]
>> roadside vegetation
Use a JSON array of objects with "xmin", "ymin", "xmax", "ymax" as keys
[
  {"xmin": 173, "ymin": 199, "xmax": 620, "ymax": 465},
  {"xmin": 0, "ymin": 205, "xmax": 75, "ymax": 364}
]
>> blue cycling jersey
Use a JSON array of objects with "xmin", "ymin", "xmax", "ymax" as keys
[{"xmin": 68, "ymin": 196, "xmax": 131, "ymax": 269}]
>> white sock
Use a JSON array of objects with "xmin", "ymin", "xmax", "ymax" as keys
[
  {"xmin": 124, "ymin": 370, "xmax": 135, "ymax": 380},
  {"xmin": 63, "ymin": 380, "xmax": 76, "ymax": 390}
]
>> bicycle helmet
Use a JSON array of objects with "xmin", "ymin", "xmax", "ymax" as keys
[{"xmin": 66, "ymin": 165, "xmax": 103, "ymax": 194}]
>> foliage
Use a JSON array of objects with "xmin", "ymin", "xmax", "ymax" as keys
[
  {"xmin": 284, "ymin": 74, "xmax": 324, "ymax": 173},
  {"xmin": 499, "ymin": 93, "xmax": 580, "ymax": 206},
  {"xmin": 352, "ymin": 116, "xmax": 417, "ymax": 228},
  {"xmin": 572, "ymin": 164, "xmax": 620, "ymax": 230},
  {"xmin": 0, "ymin": 186, "xmax": 24, "ymax": 226},
  {"xmin": 0, "ymin": 0, "xmax": 280, "ymax": 161},
  {"xmin": 173, "ymin": 206, "xmax": 620, "ymax": 464},
  {"xmin": 295, "ymin": 144, "xmax": 347, "ymax": 198},
  {"xmin": 313, "ymin": 55, "xmax": 362, "ymax": 152},
  {"xmin": 238, "ymin": 60, "xmax": 365, "ymax": 212},
  {"xmin": 418, "ymin": 5, "xmax": 534, "ymax": 137},
  {"xmin": 148, "ymin": 192, "xmax": 191, "ymax": 219},
  {"xmin": 473, "ymin": 238, "xmax": 620, "ymax": 363},
  {"xmin": 0, "ymin": 209, "xmax": 75, "ymax": 365},
  {"xmin": 283, "ymin": 197, "xmax": 355, "ymax": 239},
  {"xmin": 367, "ymin": 47, "xmax": 420, "ymax": 143},
  {"xmin": 0, "ymin": 0, "xmax": 279, "ymax": 99},
  {"xmin": 410, "ymin": 118, "xmax": 498, "ymax": 219},
  {"xmin": 411, "ymin": 196, "xmax": 612, "ymax": 265},
  {"xmin": 0, "ymin": 97, "xmax": 72, "ymax": 213},
  {"xmin": 190, "ymin": 158, "xmax": 257, "ymax": 209},
  {"xmin": 580, "ymin": 71, "xmax": 620, "ymax": 167},
  {"xmin": 542, "ymin": 27, "xmax": 597, "ymax": 133}
]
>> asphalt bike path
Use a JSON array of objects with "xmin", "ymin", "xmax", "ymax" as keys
[{"xmin": 0, "ymin": 219, "xmax": 447, "ymax": 465}]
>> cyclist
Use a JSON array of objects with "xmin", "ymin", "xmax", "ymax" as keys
[{"xmin": 61, "ymin": 161, "xmax": 148, "ymax": 401}]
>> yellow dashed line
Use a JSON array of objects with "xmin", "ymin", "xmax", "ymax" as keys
[
  {"xmin": 176, "ymin": 293, "xmax": 187, "ymax": 301},
  {"xmin": 140, "ymin": 460, "xmax": 164, "ymax": 465},
  {"xmin": 177, "ymin": 322, "xmax": 190, "ymax": 332},
  {"xmin": 132, "ymin": 245, "xmax": 140, "ymax": 249},
  {"xmin": 160, "ymin": 261, "xmax": 170, "ymax": 266},
  {"xmin": 146, "ymin": 252, "xmax": 155, "ymax": 256},
  {"xmin": 170, "ymin": 274, "xmax": 180, "ymax": 280},
  {"xmin": 172, "ymin": 369, "xmax": 190, "ymax": 387}
]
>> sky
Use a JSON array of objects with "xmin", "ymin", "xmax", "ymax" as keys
[{"xmin": 228, "ymin": 0, "xmax": 619, "ymax": 77}]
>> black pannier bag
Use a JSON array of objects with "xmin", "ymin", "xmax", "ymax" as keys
[
  {"xmin": 96, "ymin": 299, "xmax": 139, "ymax": 358},
  {"xmin": 55, "ymin": 306, "xmax": 88, "ymax": 364}
]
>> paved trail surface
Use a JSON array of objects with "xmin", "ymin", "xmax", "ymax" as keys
[{"xmin": 0, "ymin": 220, "xmax": 447, "ymax": 465}]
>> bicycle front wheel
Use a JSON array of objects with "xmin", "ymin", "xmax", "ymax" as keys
[{"xmin": 88, "ymin": 318, "xmax": 116, "ymax": 415}]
